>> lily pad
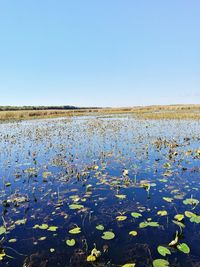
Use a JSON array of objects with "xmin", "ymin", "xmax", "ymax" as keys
[
  {"xmin": 163, "ymin": 197, "xmax": 173, "ymax": 203},
  {"xmin": 87, "ymin": 254, "xmax": 96, "ymax": 262},
  {"xmin": 69, "ymin": 227, "xmax": 81, "ymax": 234},
  {"xmin": 157, "ymin": 246, "xmax": 171, "ymax": 256},
  {"xmin": 174, "ymin": 214, "xmax": 184, "ymax": 221},
  {"xmin": 121, "ymin": 264, "xmax": 136, "ymax": 267},
  {"xmin": 116, "ymin": 215, "xmax": 127, "ymax": 221},
  {"xmin": 183, "ymin": 198, "xmax": 199, "ymax": 206},
  {"xmin": 69, "ymin": 204, "xmax": 84, "ymax": 210},
  {"xmin": 101, "ymin": 231, "xmax": 115, "ymax": 240},
  {"xmin": 48, "ymin": 226, "xmax": 58, "ymax": 232},
  {"xmin": 115, "ymin": 194, "xmax": 126, "ymax": 199},
  {"xmin": 129, "ymin": 230, "xmax": 137, "ymax": 236},
  {"xmin": 153, "ymin": 259, "xmax": 169, "ymax": 267},
  {"xmin": 157, "ymin": 210, "xmax": 168, "ymax": 216},
  {"xmin": 177, "ymin": 243, "xmax": 190, "ymax": 254},
  {"xmin": 96, "ymin": 224, "xmax": 104, "ymax": 231},
  {"xmin": 131, "ymin": 212, "xmax": 142, "ymax": 218},
  {"xmin": 0, "ymin": 226, "xmax": 6, "ymax": 235},
  {"xmin": 66, "ymin": 239, "xmax": 75, "ymax": 246},
  {"xmin": 139, "ymin": 221, "xmax": 159, "ymax": 228}
]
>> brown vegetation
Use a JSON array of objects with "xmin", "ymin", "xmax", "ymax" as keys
[{"xmin": 0, "ymin": 104, "xmax": 199, "ymax": 121}]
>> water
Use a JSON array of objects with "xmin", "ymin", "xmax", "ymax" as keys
[{"xmin": 0, "ymin": 116, "xmax": 199, "ymax": 267}]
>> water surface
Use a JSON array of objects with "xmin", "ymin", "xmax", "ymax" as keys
[{"xmin": 0, "ymin": 116, "xmax": 199, "ymax": 267}]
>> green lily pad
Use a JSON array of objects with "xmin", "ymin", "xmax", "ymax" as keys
[
  {"xmin": 177, "ymin": 243, "xmax": 190, "ymax": 254},
  {"xmin": 153, "ymin": 259, "xmax": 169, "ymax": 267},
  {"xmin": 185, "ymin": 211, "xmax": 200, "ymax": 224},
  {"xmin": 0, "ymin": 226, "xmax": 6, "ymax": 235},
  {"xmin": 48, "ymin": 226, "xmax": 58, "ymax": 232},
  {"xmin": 66, "ymin": 239, "xmax": 76, "ymax": 246},
  {"xmin": 157, "ymin": 210, "xmax": 168, "ymax": 216},
  {"xmin": 69, "ymin": 227, "xmax": 81, "ymax": 234},
  {"xmin": 115, "ymin": 194, "xmax": 126, "ymax": 199},
  {"xmin": 116, "ymin": 215, "xmax": 127, "ymax": 221},
  {"xmin": 129, "ymin": 230, "xmax": 137, "ymax": 236},
  {"xmin": 121, "ymin": 264, "xmax": 136, "ymax": 267},
  {"xmin": 33, "ymin": 224, "xmax": 49, "ymax": 230},
  {"xmin": 183, "ymin": 198, "xmax": 199, "ymax": 206},
  {"xmin": 131, "ymin": 212, "xmax": 142, "ymax": 218},
  {"xmin": 96, "ymin": 224, "xmax": 104, "ymax": 231},
  {"xmin": 8, "ymin": 238, "xmax": 17, "ymax": 243},
  {"xmin": 163, "ymin": 197, "xmax": 173, "ymax": 203},
  {"xmin": 101, "ymin": 231, "xmax": 115, "ymax": 240},
  {"xmin": 174, "ymin": 214, "xmax": 184, "ymax": 221},
  {"xmin": 157, "ymin": 246, "xmax": 171, "ymax": 256},
  {"xmin": 69, "ymin": 204, "xmax": 84, "ymax": 210},
  {"xmin": 139, "ymin": 221, "xmax": 159, "ymax": 228}
]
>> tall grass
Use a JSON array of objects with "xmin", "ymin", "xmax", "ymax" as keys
[{"xmin": 0, "ymin": 105, "xmax": 199, "ymax": 121}]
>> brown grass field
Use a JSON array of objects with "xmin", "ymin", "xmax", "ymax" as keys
[{"xmin": 0, "ymin": 104, "xmax": 200, "ymax": 121}]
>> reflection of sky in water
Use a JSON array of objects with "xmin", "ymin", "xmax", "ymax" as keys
[{"xmin": 0, "ymin": 116, "xmax": 199, "ymax": 267}]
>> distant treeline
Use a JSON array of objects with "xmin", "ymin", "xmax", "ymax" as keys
[{"xmin": 0, "ymin": 106, "xmax": 100, "ymax": 111}]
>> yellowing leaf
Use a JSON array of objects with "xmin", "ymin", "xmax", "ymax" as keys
[
  {"xmin": 129, "ymin": 231, "xmax": 137, "ymax": 236},
  {"xmin": 69, "ymin": 227, "xmax": 81, "ymax": 234},
  {"xmin": 116, "ymin": 216, "xmax": 127, "ymax": 221}
]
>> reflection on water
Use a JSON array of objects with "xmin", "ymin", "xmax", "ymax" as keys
[{"xmin": 0, "ymin": 116, "xmax": 199, "ymax": 267}]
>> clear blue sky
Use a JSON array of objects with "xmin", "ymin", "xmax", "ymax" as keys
[{"xmin": 0, "ymin": 1, "xmax": 199, "ymax": 107}]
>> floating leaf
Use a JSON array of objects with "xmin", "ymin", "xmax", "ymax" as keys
[
  {"xmin": 91, "ymin": 248, "xmax": 101, "ymax": 258},
  {"xmin": 8, "ymin": 239, "xmax": 17, "ymax": 243},
  {"xmin": 115, "ymin": 194, "xmax": 126, "ymax": 199},
  {"xmin": 38, "ymin": 236, "xmax": 46, "ymax": 241},
  {"xmin": 174, "ymin": 214, "xmax": 184, "ymax": 221},
  {"xmin": 33, "ymin": 224, "xmax": 49, "ymax": 230},
  {"xmin": 116, "ymin": 216, "xmax": 127, "ymax": 221},
  {"xmin": 122, "ymin": 264, "xmax": 136, "ymax": 267},
  {"xmin": 0, "ymin": 250, "xmax": 6, "ymax": 261},
  {"xmin": 66, "ymin": 239, "xmax": 75, "ymax": 246},
  {"xmin": 101, "ymin": 231, "xmax": 115, "ymax": 240},
  {"xmin": 163, "ymin": 163, "xmax": 171, "ymax": 168},
  {"xmin": 157, "ymin": 246, "xmax": 171, "ymax": 257},
  {"xmin": 48, "ymin": 226, "xmax": 58, "ymax": 232},
  {"xmin": 96, "ymin": 224, "xmax": 104, "ymax": 231},
  {"xmin": 131, "ymin": 212, "xmax": 142, "ymax": 218},
  {"xmin": 0, "ymin": 226, "xmax": 6, "ymax": 235},
  {"xmin": 177, "ymin": 243, "xmax": 190, "ymax": 254},
  {"xmin": 15, "ymin": 219, "xmax": 27, "ymax": 225},
  {"xmin": 185, "ymin": 211, "xmax": 200, "ymax": 224},
  {"xmin": 139, "ymin": 221, "xmax": 159, "ymax": 228},
  {"xmin": 87, "ymin": 254, "xmax": 96, "ymax": 262},
  {"xmin": 153, "ymin": 259, "xmax": 169, "ymax": 267},
  {"xmin": 163, "ymin": 197, "xmax": 173, "ymax": 203},
  {"xmin": 183, "ymin": 198, "xmax": 199, "ymax": 206},
  {"xmin": 129, "ymin": 231, "xmax": 137, "ymax": 236},
  {"xmin": 69, "ymin": 204, "xmax": 84, "ymax": 210},
  {"xmin": 157, "ymin": 210, "xmax": 168, "ymax": 216},
  {"xmin": 69, "ymin": 227, "xmax": 81, "ymax": 234}
]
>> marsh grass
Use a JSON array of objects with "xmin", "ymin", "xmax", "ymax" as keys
[{"xmin": 0, "ymin": 105, "xmax": 199, "ymax": 121}]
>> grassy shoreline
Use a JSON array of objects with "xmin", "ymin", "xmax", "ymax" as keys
[{"xmin": 0, "ymin": 104, "xmax": 200, "ymax": 121}]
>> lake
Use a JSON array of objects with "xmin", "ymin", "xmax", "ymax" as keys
[{"xmin": 0, "ymin": 115, "xmax": 199, "ymax": 267}]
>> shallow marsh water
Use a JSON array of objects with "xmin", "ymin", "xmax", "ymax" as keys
[{"xmin": 0, "ymin": 116, "xmax": 199, "ymax": 267}]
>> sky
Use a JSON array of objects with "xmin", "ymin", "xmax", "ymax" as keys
[{"xmin": 0, "ymin": 1, "xmax": 199, "ymax": 107}]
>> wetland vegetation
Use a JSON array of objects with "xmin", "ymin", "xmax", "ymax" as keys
[
  {"xmin": 0, "ymin": 115, "xmax": 199, "ymax": 267},
  {"xmin": 0, "ymin": 104, "xmax": 200, "ymax": 121}
]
